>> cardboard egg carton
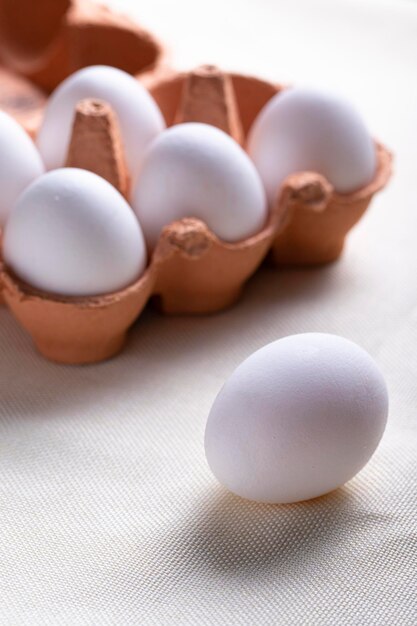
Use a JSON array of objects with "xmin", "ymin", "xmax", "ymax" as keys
[
  {"xmin": 0, "ymin": 0, "xmax": 165, "ymax": 135},
  {"xmin": 0, "ymin": 2, "xmax": 392, "ymax": 364},
  {"xmin": 0, "ymin": 65, "xmax": 392, "ymax": 364}
]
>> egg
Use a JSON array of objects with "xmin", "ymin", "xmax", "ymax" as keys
[
  {"xmin": 247, "ymin": 87, "xmax": 377, "ymax": 205},
  {"xmin": 205, "ymin": 333, "xmax": 388, "ymax": 504},
  {"xmin": 0, "ymin": 110, "xmax": 44, "ymax": 226},
  {"xmin": 132, "ymin": 123, "xmax": 268, "ymax": 250},
  {"xmin": 37, "ymin": 65, "xmax": 165, "ymax": 177},
  {"xmin": 3, "ymin": 168, "xmax": 147, "ymax": 297}
]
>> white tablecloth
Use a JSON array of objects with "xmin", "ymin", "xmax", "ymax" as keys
[{"xmin": 1, "ymin": 0, "xmax": 416, "ymax": 623}]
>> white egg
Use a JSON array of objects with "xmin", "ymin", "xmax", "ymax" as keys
[
  {"xmin": 37, "ymin": 65, "xmax": 165, "ymax": 176},
  {"xmin": 0, "ymin": 110, "xmax": 44, "ymax": 226},
  {"xmin": 247, "ymin": 87, "xmax": 377, "ymax": 205},
  {"xmin": 205, "ymin": 333, "xmax": 388, "ymax": 504},
  {"xmin": 132, "ymin": 123, "xmax": 268, "ymax": 250},
  {"xmin": 3, "ymin": 168, "xmax": 147, "ymax": 297}
]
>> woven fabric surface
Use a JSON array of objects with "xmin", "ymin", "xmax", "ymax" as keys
[{"xmin": 1, "ymin": 0, "xmax": 416, "ymax": 624}]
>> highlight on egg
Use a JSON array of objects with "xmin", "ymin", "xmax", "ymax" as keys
[
  {"xmin": 0, "ymin": 110, "xmax": 44, "ymax": 226},
  {"xmin": 205, "ymin": 333, "xmax": 388, "ymax": 504},
  {"xmin": 3, "ymin": 168, "xmax": 147, "ymax": 297},
  {"xmin": 37, "ymin": 65, "xmax": 165, "ymax": 177},
  {"xmin": 247, "ymin": 86, "xmax": 377, "ymax": 205},
  {"xmin": 131, "ymin": 122, "xmax": 268, "ymax": 250}
]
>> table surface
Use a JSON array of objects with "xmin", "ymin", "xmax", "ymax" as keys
[{"xmin": 1, "ymin": 0, "xmax": 417, "ymax": 624}]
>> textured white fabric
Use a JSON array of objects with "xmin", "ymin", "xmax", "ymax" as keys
[{"xmin": 1, "ymin": 0, "xmax": 417, "ymax": 624}]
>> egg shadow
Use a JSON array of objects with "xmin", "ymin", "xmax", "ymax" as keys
[
  {"xmin": 90, "ymin": 481, "xmax": 382, "ymax": 609},
  {"xmin": 151, "ymin": 485, "xmax": 368, "ymax": 579},
  {"xmin": 129, "ymin": 259, "xmax": 351, "ymax": 358}
]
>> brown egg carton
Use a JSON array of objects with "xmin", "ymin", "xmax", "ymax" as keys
[
  {"xmin": 0, "ymin": 0, "xmax": 165, "ymax": 134},
  {"xmin": 0, "ymin": 65, "xmax": 392, "ymax": 364}
]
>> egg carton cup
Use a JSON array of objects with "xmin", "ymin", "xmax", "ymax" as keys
[
  {"xmin": 0, "ymin": 266, "xmax": 155, "ymax": 364},
  {"xmin": 0, "ymin": 0, "xmax": 166, "ymax": 134},
  {"xmin": 271, "ymin": 143, "xmax": 391, "ymax": 265},
  {"xmin": 145, "ymin": 67, "xmax": 393, "ymax": 267}
]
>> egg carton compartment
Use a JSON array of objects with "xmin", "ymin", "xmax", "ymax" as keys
[
  {"xmin": 0, "ymin": 65, "xmax": 392, "ymax": 365},
  {"xmin": 0, "ymin": 0, "xmax": 165, "ymax": 133}
]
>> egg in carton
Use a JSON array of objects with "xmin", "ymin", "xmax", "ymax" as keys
[
  {"xmin": 145, "ymin": 66, "xmax": 392, "ymax": 267},
  {"xmin": 0, "ymin": 0, "xmax": 165, "ymax": 134},
  {"xmin": 0, "ymin": 67, "xmax": 285, "ymax": 364}
]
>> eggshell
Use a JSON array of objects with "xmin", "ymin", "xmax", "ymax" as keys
[
  {"xmin": 0, "ymin": 110, "xmax": 44, "ymax": 226},
  {"xmin": 3, "ymin": 168, "xmax": 147, "ymax": 297},
  {"xmin": 132, "ymin": 122, "xmax": 268, "ymax": 250},
  {"xmin": 205, "ymin": 333, "xmax": 388, "ymax": 504},
  {"xmin": 37, "ymin": 66, "xmax": 165, "ymax": 176},
  {"xmin": 247, "ymin": 87, "xmax": 377, "ymax": 205}
]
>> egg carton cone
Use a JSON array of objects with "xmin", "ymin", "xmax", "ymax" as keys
[
  {"xmin": 66, "ymin": 98, "xmax": 130, "ymax": 198},
  {"xmin": 146, "ymin": 67, "xmax": 393, "ymax": 268},
  {"xmin": 173, "ymin": 64, "xmax": 244, "ymax": 145},
  {"xmin": 144, "ymin": 66, "xmax": 280, "ymax": 141},
  {"xmin": 0, "ymin": 0, "xmax": 165, "ymax": 96}
]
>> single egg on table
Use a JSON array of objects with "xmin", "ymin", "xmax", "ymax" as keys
[
  {"xmin": 37, "ymin": 65, "xmax": 165, "ymax": 177},
  {"xmin": 0, "ymin": 110, "xmax": 44, "ymax": 226},
  {"xmin": 3, "ymin": 168, "xmax": 147, "ymax": 297},
  {"xmin": 247, "ymin": 86, "xmax": 377, "ymax": 206},
  {"xmin": 205, "ymin": 333, "xmax": 388, "ymax": 504},
  {"xmin": 131, "ymin": 122, "xmax": 268, "ymax": 250}
]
